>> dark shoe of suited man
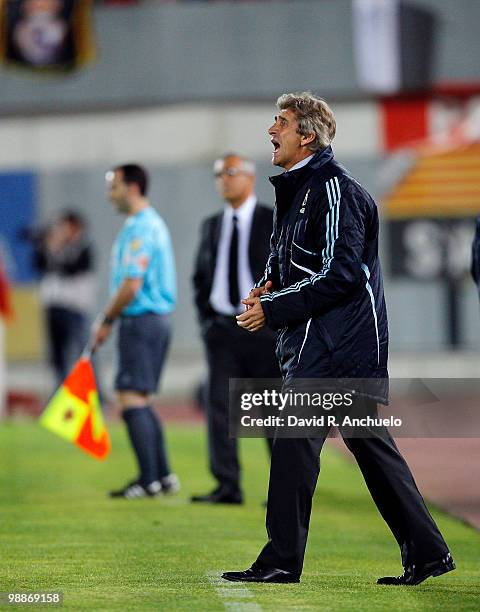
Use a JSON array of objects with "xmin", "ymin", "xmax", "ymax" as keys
[
  {"xmin": 223, "ymin": 561, "xmax": 299, "ymax": 584},
  {"xmin": 190, "ymin": 486, "xmax": 243, "ymax": 505},
  {"xmin": 222, "ymin": 553, "xmax": 455, "ymax": 585},
  {"xmin": 376, "ymin": 553, "xmax": 455, "ymax": 586}
]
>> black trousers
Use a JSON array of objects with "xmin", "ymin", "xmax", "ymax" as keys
[
  {"xmin": 257, "ymin": 400, "xmax": 450, "ymax": 575},
  {"xmin": 204, "ymin": 316, "xmax": 279, "ymax": 494},
  {"xmin": 46, "ymin": 306, "xmax": 88, "ymax": 385}
]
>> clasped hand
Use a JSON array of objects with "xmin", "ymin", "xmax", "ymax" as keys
[{"xmin": 236, "ymin": 280, "xmax": 272, "ymax": 332}]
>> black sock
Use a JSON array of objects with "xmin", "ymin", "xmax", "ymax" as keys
[
  {"xmin": 146, "ymin": 407, "xmax": 171, "ymax": 479},
  {"xmin": 122, "ymin": 407, "xmax": 159, "ymax": 486}
]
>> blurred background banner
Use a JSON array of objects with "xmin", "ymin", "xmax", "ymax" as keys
[
  {"xmin": 352, "ymin": 0, "xmax": 401, "ymax": 94},
  {"xmin": 353, "ymin": 0, "xmax": 435, "ymax": 93},
  {"xmin": 0, "ymin": 170, "xmax": 43, "ymax": 361},
  {"xmin": 0, "ymin": 0, "xmax": 95, "ymax": 73},
  {"xmin": 0, "ymin": 170, "xmax": 37, "ymax": 284}
]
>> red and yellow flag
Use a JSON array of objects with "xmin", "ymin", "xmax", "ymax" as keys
[{"xmin": 40, "ymin": 357, "xmax": 110, "ymax": 460}]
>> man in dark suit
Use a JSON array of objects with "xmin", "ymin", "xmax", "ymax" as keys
[{"xmin": 192, "ymin": 152, "xmax": 279, "ymax": 504}]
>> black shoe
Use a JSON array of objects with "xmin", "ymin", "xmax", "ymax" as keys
[
  {"xmin": 190, "ymin": 488, "xmax": 243, "ymax": 504},
  {"xmin": 109, "ymin": 480, "xmax": 162, "ymax": 499},
  {"xmin": 377, "ymin": 553, "xmax": 455, "ymax": 586},
  {"xmin": 222, "ymin": 562, "xmax": 300, "ymax": 584}
]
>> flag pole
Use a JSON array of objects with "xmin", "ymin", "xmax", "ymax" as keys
[
  {"xmin": 81, "ymin": 335, "xmax": 96, "ymax": 361},
  {"xmin": 82, "ymin": 313, "xmax": 104, "ymax": 360},
  {"xmin": 81, "ymin": 343, "xmax": 94, "ymax": 361}
]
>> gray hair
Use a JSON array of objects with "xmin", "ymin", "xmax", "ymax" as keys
[
  {"xmin": 276, "ymin": 92, "xmax": 336, "ymax": 152},
  {"xmin": 213, "ymin": 152, "xmax": 256, "ymax": 175}
]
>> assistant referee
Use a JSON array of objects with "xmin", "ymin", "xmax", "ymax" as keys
[{"xmin": 92, "ymin": 163, "xmax": 179, "ymax": 499}]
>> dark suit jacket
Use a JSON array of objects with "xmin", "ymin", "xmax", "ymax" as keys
[{"xmin": 193, "ymin": 202, "xmax": 274, "ymax": 326}]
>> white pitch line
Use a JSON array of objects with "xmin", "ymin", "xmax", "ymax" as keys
[{"xmin": 206, "ymin": 571, "xmax": 263, "ymax": 612}]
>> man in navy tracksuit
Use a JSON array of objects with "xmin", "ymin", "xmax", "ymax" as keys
[{"xmin": 222, "ymin": 93, "xmax": 454, "ymax": 586}]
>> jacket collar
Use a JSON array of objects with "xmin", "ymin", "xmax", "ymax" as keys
[{"xmin": 269, "ymin": 146, "xmax": 334, "ymax": 188}]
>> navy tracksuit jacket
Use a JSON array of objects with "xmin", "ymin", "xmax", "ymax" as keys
[{"xmin": 258, "ymin": 146, "xmax": 389, "ymax": 402}]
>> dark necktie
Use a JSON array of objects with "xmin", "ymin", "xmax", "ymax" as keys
[{"xmin": 228, "ymin": 214, "xmax": 240, "ymax": 308}]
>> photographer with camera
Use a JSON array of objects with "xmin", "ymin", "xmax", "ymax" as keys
[{"xmin": 25, "ymin": 210, "xmax": 96, "ymax": 385}]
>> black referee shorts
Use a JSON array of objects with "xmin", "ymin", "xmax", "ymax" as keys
[{"xmin": 115, "ymin": 313, "xmax": 171, "ymax": 394}]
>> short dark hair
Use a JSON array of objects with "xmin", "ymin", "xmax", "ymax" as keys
[
  {"xmin": 59, "ymin": 209, "xmax": 86, "ymax": 229},
  {"xmin": 114, "ymin": 163, "xmax": 149, "ymax": 196}
]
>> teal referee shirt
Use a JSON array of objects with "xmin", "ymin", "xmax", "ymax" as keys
[{"xmin": 110, "ymin": 206, "xmax": 176, "ymax": 316}]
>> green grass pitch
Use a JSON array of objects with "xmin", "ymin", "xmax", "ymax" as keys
[{"xmin": 1, "ymin": 421, "xmax": 479, "ymax": 611}]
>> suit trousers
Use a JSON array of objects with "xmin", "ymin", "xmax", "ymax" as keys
[
  {"xmin": 257, "ymin": 399, "xmax": 449, "ymax": 575},
  {"xmin": 46, "ymin": 305, "xmax": 88, "ymax": 385},
  {"xmin": 204, "ymin": 316, "xmax": 279, "ymax": 494}
]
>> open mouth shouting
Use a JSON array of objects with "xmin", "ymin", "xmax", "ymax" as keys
[{"xmin": 271, "ymin": 138, "xmax": 280, "ymax": 161}]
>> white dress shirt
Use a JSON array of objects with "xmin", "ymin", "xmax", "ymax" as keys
[
  {"xmin": 209, "ymin": 195, "xmax": 257, "ymax": 315},
  {"xmin": 286, "ymin": 154, "xmax": 314, "ymax": 173}
]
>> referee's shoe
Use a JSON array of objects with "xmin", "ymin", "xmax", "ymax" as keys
[
  {"xmin": 110, "ymin": 474, "xmax": 180, "ymax": 499},
  {"xmin": 110, "ymin": 480, "xmax": 162, "ymax": 499}
]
